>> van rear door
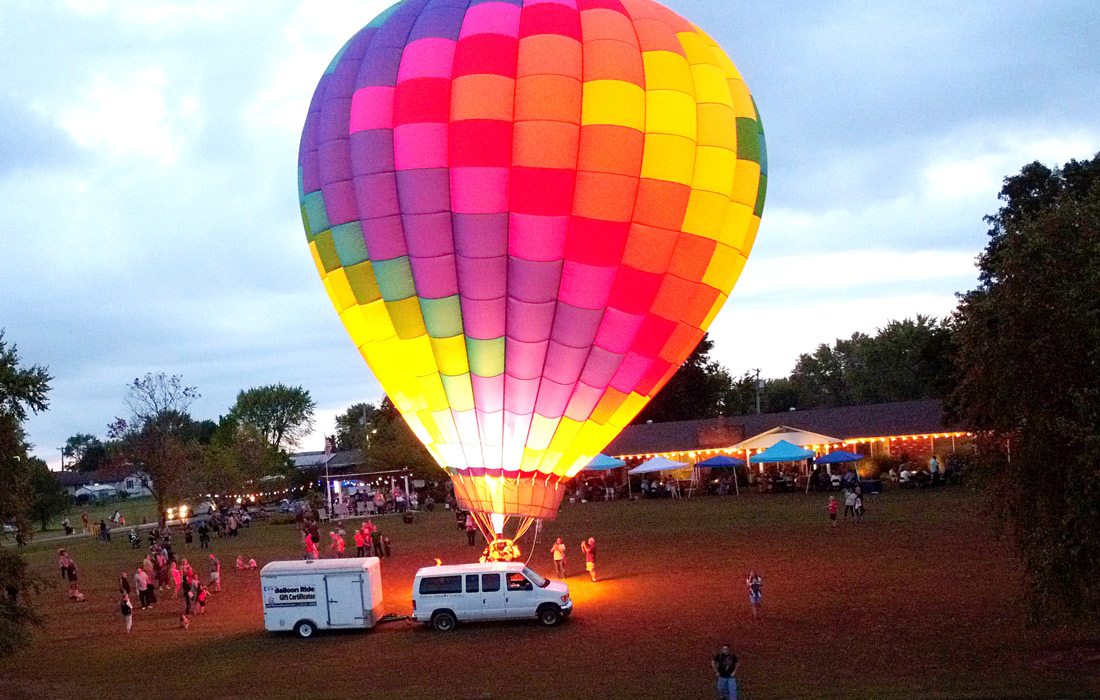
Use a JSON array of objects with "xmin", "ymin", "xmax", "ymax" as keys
[{"xmin": 325, "ymin": 574, "xmax": 365, "ymax": 627}]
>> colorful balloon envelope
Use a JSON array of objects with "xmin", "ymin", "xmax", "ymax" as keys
[{"xmin": 298, "ymin": 0, "xmax": 766, "ymax": 531}]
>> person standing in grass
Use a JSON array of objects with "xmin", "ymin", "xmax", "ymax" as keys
[
  {"xmin": 198, "ymin": 521, "xmax": 210, "ymax": 549},
  {"xmin": 854, "ymin": 489, "xmax": 865, "ymax": 523},
  {"xmin": 550, "ymin": 538, "xmax": 567, "ymax": 578},
  {"xmin": 843, "ymin": 489, "xmax": 857, "ymax": 520},
  {"xmin": 827, "ymin": 495, "xmax": 838, "ymax": 527},
  {"xmin": 712, "ymin": 644, "xmax": 739, "ymax": 700},
  {"xmin": 120, "ymin": 593, "xmax": 133, "ymax": 633},
  {"xmin": 134, "ymin": 567, "xmax": 150, "ymax": 609},
  {"xmin": 465, "ymin": 513, "xmax": 478, "ymax": 547},
  {"xmin": 580, "ymin": 537, "xmax": 597, "ymax": 582},
  {"xmin": 208, "ymin": 554, "xmax": 221, "ymax": 593},
  {"xmin": 170, "ymin": 561, "xmax": 182, "ymax": 597},
  {"xmin": 746, "ymin": 571, "xmax": 763, "ymax": 619},
  {"xmin": 353, "ymin": 528, "xmax": 366, "ymax": 557},
  {"xmin": 119, "ymin": 571, "xmax": 131, "ymax": 597}
]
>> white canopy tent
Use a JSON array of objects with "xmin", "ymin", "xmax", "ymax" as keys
[{"xmin": 628, "ymin": 456, "xmax": 689, "ymax": 474}]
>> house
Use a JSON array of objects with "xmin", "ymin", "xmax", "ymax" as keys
[
  {"xmin": 54, "ymin": 468, "xmax": 153, "ymax": 499},
  {"xmin": 74, "ymin": 483, "xmax": 118, "ymax": 502},
  {"xmin": 291, "ymin": 449, "xmax": 366, "ymax": 474}
]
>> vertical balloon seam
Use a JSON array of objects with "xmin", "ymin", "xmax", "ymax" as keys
[
  {"xmin": 537, "ymin": 0, "xmax": 650, "ymax": 479},
  {"xmin": 405, "ymin": 0, "xmax": 482, "ymax": 475},
  {"xmin": 510, "ymin": 0, "xmax": 585, "ymax": 480}
]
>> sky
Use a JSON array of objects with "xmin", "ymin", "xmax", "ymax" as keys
[{"xmin": 3, "ymin": 0, "xmax": 1098, "ymax": 467}]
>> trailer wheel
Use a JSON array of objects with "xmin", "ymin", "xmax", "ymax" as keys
[
  {"xmin": 431, "ymin": 610, "xmax": 457, "ymax": 632},
  {"xmin": 537, "ymin": 604, "xmax": 563, "ymax": 627},
  {"xmin": 294, "ymin": 620, "xmax": 316, "ymax": 639}
]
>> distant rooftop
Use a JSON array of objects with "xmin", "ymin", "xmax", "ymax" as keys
[{"xmin": 605, "ymin": 399, "xmax": 953, "ymax": 457}]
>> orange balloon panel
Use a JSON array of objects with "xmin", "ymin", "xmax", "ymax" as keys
[{"xmin": 298, "ymin": 0, "xmax": 767, "ymax": 519}]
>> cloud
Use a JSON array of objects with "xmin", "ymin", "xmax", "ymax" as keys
[{"xmin": 57, "ymin": 67, "xmax": 202, "ymax": 165}]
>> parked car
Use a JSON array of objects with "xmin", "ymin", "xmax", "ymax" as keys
[{"xmin": 412, "ymin": 562, "xmax": 571, "ymax": 631}]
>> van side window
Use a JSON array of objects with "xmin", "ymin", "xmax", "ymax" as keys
[
  {"xmin": 419, "ymin": 575, "xmax": 462, "ymax": 595},
  {"xmin": 506, "ymin": 573, "xmax": 533, "ymax": 591},
  {"xmin": 482, "ymin": 573, "xmax": 501, "ymax": 592},
  {"xmin": 465, "ymin": 574, "xmax": 479, "ymax": 593}
]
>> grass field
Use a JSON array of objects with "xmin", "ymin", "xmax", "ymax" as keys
[
  {"xmin": 42, "ymin": 496, "xmax": 161, "ymax": 533},
  {"xmin": 3, "ymin": 488, "xmax": 1098, "ymax": 699}
]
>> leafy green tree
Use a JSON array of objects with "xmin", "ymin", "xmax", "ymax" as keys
[
  {"xmin": 108, "ymin": 373, "xmax": 201, "ymax": 514},
  {"xmin": 229, "ymin": 384, "xmax": 316, "ymax": 450},
  {"xmin": 62, "ymin": 433, "xmax": 109, "ymax": 472},
  {"xmin": 27, "ymin": 457, "xmax": 69, "ymax": 530},
  {"xmin": 334, "ymin": 402, "xmax": 379, "ymax": 450},
  {"xmin": 785, "ymin": 316, "xmax": 954, "ymax": 409},
  {"xmin": 633, "ymin": 335, "xmax": 749, "ymax": 423},
  {"xmin": 197, "ymin": 416, "xmax": 289, "ymax": 497},
  {"xmin": 0, "ymin": 330, "xmax": 51, "ymax": 657},
  {"xmin": 951, "ymin": 152, "xmax": 1100, "ymax": 624},
  {"xmin": 360, "ymin": 397, "xmax": 440, "ymax": 480}
]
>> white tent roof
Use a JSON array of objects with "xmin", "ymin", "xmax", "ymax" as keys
[
  {"xmin": 731, "ymin": 425, "xmax": 841, "ymax": 451},
  {"xmin": 629, "ymin": 456, "xmax": 689, "ymax": 474}
]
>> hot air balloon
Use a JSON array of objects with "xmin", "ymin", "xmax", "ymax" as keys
[{"xmin": 298, "ymin": 0, "xmax": 766, "ymax": 553}]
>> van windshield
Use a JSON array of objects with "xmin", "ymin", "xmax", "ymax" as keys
[{"xmin": 522, "ymin": 567, "xmax": 549, "ymax": 588}]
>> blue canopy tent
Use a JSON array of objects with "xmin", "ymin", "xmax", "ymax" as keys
[
  {"xmin": 749, "ymin": 439, "xmax": 815, "ymax": 463},
  {"xmin": 813, "ymin": 450, "xmax": 864, "ymax": 464},
  {"xmin": 697, "ymin": 455, "xmax": 746, "ymax": 468},
  {"xmin": 585, "ymin": 453, "xmax": 626, "ymax": 471},
  {"xmin": 749, "ymin": 440, "xmax": 816, "ymax": 494},
  {"xmin": 696, "ymin": 454, "xmax": 746, "ymax": 495}
]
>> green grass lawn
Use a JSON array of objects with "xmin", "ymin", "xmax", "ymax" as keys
[
  {"xmin": 35, "ymin": 496, "xmax": 161, "ymax": 534},
  {"xmin": 3, "ymin": 488, "xmax": 1098, "ymax": 699}
]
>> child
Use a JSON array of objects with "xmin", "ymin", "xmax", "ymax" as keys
[
  {"xmin": 170, "ymin": 561, "xmax": 182, "ymax": 597},
  {"xmin": 843, "ymin": 489, "xmax": 857, "ymax": 519},
  {"xmin": 746, "ymin": 571, "xmax": 763, "ymax": 619},
  {"xmin": 179, "ymin": 614, "xmax": 190, "ymax": 629},
  {"xmin": 196, "ymin": 584, "xmax": 208, "ymax": 614},
  {"xmin": 121, "ymin": 593, "xmax": 133, "ymax": 633},
  {"xmin": 236, "ymin": 555, "xmax": 245, "ymax": 570},
  {"xmin": 248, "ymin": 558, "xmax": 258, "ymax": 570},
  {"xmin": 827, "ymin": 495, "xmax": 838, "ymax": 527},
  {"xmin": 855, "ymin": 490, "xmax": 865, "ymax": 523},
  {"xmin": 383, "ymin": 536, "xmax": 392, "ymax": 558}
]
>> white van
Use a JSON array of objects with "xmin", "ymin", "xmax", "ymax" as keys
[
  {"xmin": 412, "ymin": 562, "xmax": 572, "ymax": 631},
  {"xmin": 260, "ymin": 558, "xmax": 383, "ymax": 638}
]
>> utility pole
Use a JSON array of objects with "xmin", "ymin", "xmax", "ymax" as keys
[{"xmin": 754, "ymin": 369, "xmax": 762, "ymax": 415}]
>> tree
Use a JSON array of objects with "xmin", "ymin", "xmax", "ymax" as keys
[
  {"xmin": 951, "ymin": 152, "xmax": 1100, "ymax": 624},
  {"xmin": 360, "ymin": 397, "xmax": 440, "ymax": 480},
  {"xmin": 62, "ymin": 433, "xmax": 109, "ymax": 472},
  {"xmin": 0, "ymin": 330, "xmax": 51, "ymax": 657},
  {"xmin": 108, "ymin": 373, "xmax": 201, "ymax": 514},
  {"xmin": 27, "ymin": 457, "xmax": 69, "ymax": 531},
  {"xmin": 228, "ymin": 384, "xmax": 316, "ymax": 450},
  {"xmin": 334, "ymin": 402, "xmax": 379, "ymax": 450},
  {"xmin": 785, "ymin": 317, "xmax": 955, "ymax": 410},
  {"xmin": 633, "ymin": 335, "xmax": 750, "ymax": 423},
  {"xmin": 196, "ymin": 416, "xmax": 289, "ymax": 497}
]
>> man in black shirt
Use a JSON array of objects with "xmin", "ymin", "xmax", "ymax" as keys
[{"xmin": 712, "ymin": 644, "xmax": 739, "ymax": 700}]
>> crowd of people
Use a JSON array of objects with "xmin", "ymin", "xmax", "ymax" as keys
[{"xmin": 301, "ymin": 518, "xmax": 391, "ymax": 561}]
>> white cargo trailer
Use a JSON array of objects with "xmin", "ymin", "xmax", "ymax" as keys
[{"xmin": 260, "ymin": 558, "xmax": 383, "ymax": 638}]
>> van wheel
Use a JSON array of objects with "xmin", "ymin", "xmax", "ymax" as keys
[
  {"xmin": 537, "ymin": 604, "xmax": 563, "ymax": 627},
  {"xmin": 431, "ymin": 610, "xmax": 457, "ymax": 632},
  {"xmin": 294, "ymin": 620, "xmax": 315, "ymax": 639}
]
